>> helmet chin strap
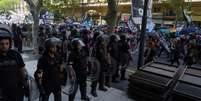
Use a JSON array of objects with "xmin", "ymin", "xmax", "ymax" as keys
[
  {"xmin": 48, "ymin": 51, "xmax": 56, "ymax": 57},
  {"xmin": 0, "ymin": 49, "xmax": 8, "ymax": 56}
]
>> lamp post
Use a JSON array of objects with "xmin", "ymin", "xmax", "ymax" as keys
[{"xmin": 137, "ymin": 0, "xmax": 149, "ymax": 69}]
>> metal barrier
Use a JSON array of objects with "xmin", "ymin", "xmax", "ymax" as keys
[
  {"xmin": 128, "ymin": 62, "xmax": 184, "ymax": 101},
  {"xmin": 172, "ymin": 65, "xmax": 201, "ymax": 101}
]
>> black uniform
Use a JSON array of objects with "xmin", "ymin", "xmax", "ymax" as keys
[
  {"xmin": 37, "ymin": 53, "xmax": 63, "ymax": 101},
  {"xmin": 68, "ymin": 48, "xmax": 89, "ymax": 101},
  {"xmin": 108, "ymin": 37, "xmax": 119, "ymax": 82},
  {"xmin": 91, "ymin": 39, "xmax": 109, "ymax": 91},
  {"xmin": 0, "ymin": 50, "xmax": 25, "ymax": 101},
  {"xmin": 118, "ymin": 37, "xmax": 130, "ymax": 80}
]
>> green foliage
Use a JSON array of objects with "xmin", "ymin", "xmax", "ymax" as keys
[
  {"xmin": 166, "ymin": 0, "xmax": 185, "ymax": 21},
  {"xmin": 0, "ymin": 0, "xmax": 20, "ymax": 10},
  {"xmin": 167, "ymin": 0, "xmax": 184, "ymax": 15},
  {"xmin": 43, "ymin": 0, "xmax": 80, "ymax": 19}
]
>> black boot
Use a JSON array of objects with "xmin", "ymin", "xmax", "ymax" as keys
[
  {"xmin": 120, "ymin": 68, "xmax": 127, "ymax": 80},
  {"xmin": 105, "ymin": 75, "xmax": 112, "ymax": 88},
  {"xmin": 91, "ymin": 87, "xmax": 98, "ymax": 97},
  {"xmin": 105, "ymin": 83, "xmax": 111, "ymax": 88},
  {"xmin": 112, "ymin": 76, "xmax": 119, "ymax": 83},
  {"xmin": 99, "ymin": 86, "xmax": 108, "ymax": 91},
  {"xmin": 80, "ymin": 83, "xmax": 90, "ymax": 101},
  {"xmin": 81, "ymin": 96, "xmax": 90, "ymax": 101}
]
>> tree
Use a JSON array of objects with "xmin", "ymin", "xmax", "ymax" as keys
[
  {"xmin": 43, "ymin": 0, "xmax": 80, "ymax": 18},
  {"xmin": 167, "ymin": 0, "xmax": 184, "ymax": 25},
  {"xmin": 24, "ymin": 0, "xmax": 43, "ymax": 50},
  {"xmin": 106, "ymin": 0, "xmax": 118, "ymax": 35},
  {"xmin": 0, "ymin": 0, "xmax": 20, "ymax": 11}
]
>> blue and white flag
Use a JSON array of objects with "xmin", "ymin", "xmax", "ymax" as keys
[{"xmin": 127, "ymin": 16, "xmax": 139, "ymax": 33}]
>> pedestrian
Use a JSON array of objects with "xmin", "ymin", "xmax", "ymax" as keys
[
  {"xmin": 36, "ymin": 37, "xmax": 64, "ymax": 101},
  {"xmin": 16, "ymin": 25, "xmax": 23, "ymax": 53},
  {"xmin": 170, "ymin": 38, "xmax": 181, "ymax": 66},
  {"xmin": 38, "ymin": 25, "xmax": 46, "ymax": 54},
  {"xmin": 184, "ymin": 43, "xmax": 196, "ymax": 67},
  {"xmin": 68, "ymin": 38, "xmax": 90, "ymax": 101},
  {"xmin": 12, "ymin": 24, "xmax": 22, "ymax": 52},
  {"xmin": 144, "ymin": 36, "xmax": 157, "ymax": 64},
  {"xmin": 0, "ymin": 28, "xmax": 27, "ymax": 101}
]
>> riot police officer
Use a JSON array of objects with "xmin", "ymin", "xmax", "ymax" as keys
[
  {"xmin": 68, "ymin": 38, "xmax": 90, "ymax": 101},
  {"xmin": 0, "ymin": 28, "xmax": 27, "ymax": 101},
  {"xmin": 91, "ymin": 34, "xmax": 109, "ymax": 97},
  {"xmin": 118, "ymin": 35, "xmax": 130, "ymax": 80},
  {"xmin": 36, "ymin": 37, "xmax": 64, "ymax": 101},
  {"xmin": 108, "ymin": 35, "xmax": 119, "ymax": 83}
]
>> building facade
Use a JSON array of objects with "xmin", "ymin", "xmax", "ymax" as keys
[{"xmin": 69, "ymin": 0, "xmax": 201, "ymax": 26}]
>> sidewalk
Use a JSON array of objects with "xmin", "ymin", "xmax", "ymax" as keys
[{"xmin": 24, "ymin": 59, "xmax": 133, "ymax": 101}]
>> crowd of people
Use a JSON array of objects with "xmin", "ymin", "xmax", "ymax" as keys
[
  {"xmin": 35, "ymin": 21, "xmax": 134, "ymax": 101},
  {"xmin": 144, "ymin": 29, "xmax": 201, "ymax": 67},
  {"xmin": 0, "ymin": 19, "xmax": 135, "ymax": 101},
  {"xmin": 1, "ymin": 18, "xmax": 201, "ymax": 101}
]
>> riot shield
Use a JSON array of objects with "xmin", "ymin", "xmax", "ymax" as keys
[
  {"xmin": 110, "ymin": 57, "xmax": 118, "ymax": 76},
  {"xmin": 87, "ymin": 57, "xmax": 100, "ymax": 82},
  {"xmin": 24, "ymin": 75, "xmax": 40, "ymax": 101},
  {"xmin": 105, "ymin": 57, "xmax": 118, "ymax": 78},
  {"xmin": 29, "ymin": 75, "xmax": 40, "ymax": 101},
  {"xmin": 62, "ymin": 65, "xmax": 77, "ymax": 95}
]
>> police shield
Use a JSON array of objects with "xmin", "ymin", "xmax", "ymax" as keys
[
  {"xmin": 24, "ymin": 75, "xmax": 40, "ymax": 101},
  {"xmin": 110, "ymin": 57, "xmax": 118, "ymax": 76},
  {"xmin": 88, "ymin": 57, "xmax": 100, "ymax": 82},
  {"xmin": 62, "ymin": 65, "xmax": 77, "ymax": 95}
]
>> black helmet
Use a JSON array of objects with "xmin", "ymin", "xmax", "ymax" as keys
[
  {"xmin": 110, "ymin": 34, "xmax": 117, "ymax": 42},
  {"xmin": 45, "ymin": 37, "xmax": 61, "ymax": 49},
  {"xmin": 120, "ymin": 34, "xmax": 126, "ymax": 41},
  {"xmin": 96, "ymin": 33, "xmax": 109, "ymax": 43},
  {"xmin": 71, "ymin": 38, "xmax": 85, "ymax": 49},
  {"xmin": 0, "ymin": 28, "xmax": 12, "ymax": 40}
]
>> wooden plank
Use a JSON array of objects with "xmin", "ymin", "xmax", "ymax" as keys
[
  {"xmin": 142, "ymin": 66, "xmax": 175, "ymax": 78},
  {"xmin": 174, "ymin": 82, "xmax": 201, "ymax": 100},
  {"xmin": 133, "ymin": 71, "xmax": 172, "ymax": 87},
  {"xmin": 191, "ymin": 65, "xmax": 201, "ymax": 70},
  {"xmin": 150, "ymin": 63, "xmax": 177, "ymax": 72},
  {"xmin": 186, "ymin": 68, "xmax": 201, "ymax": 77},
  {"xmin": 129, "ymin": 77, "xmax": 167, "ymax": 94},
  {"xmin": 128, "ymin": 85, "xmax": 165, "ymax": 101},
  {"xmin": 181, "ymin": 74, "xmax": 201, "ymax": 86}
]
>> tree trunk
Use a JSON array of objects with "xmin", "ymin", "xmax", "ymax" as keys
[
  {"xmin": 106, "ymin": 0, "xmax": 117, "ymax": 35},
  {"xmin": 32, "ymin": 12, "xmax": 39, "ymax": 50},
  {"xmin": 24, "ymin": 0, "xmax": 43, "ymax": 52}
]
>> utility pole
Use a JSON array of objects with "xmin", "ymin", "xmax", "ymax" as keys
[{"xmin": 137, "ymin": 0, "xmax": 149, "ymax": 69}]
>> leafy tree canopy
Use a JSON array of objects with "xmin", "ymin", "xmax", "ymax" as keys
[
  {"xmin": 0, "ymin": 0, "xmax": 20, "ymax": 11},
  {"xmin": 42, "ymin": 0, "xmax": 80, "ymax": 19}
]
